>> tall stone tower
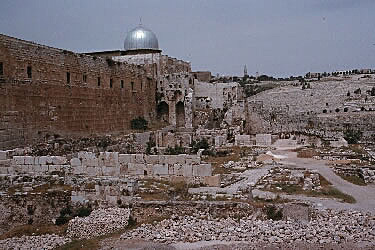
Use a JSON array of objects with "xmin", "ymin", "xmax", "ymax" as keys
[{"xmin": 244, "ymin": 65, "xmax": 248, "ymax": 77}]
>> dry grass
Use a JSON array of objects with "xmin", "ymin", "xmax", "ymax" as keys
[
  {"xmin": 205, "ymin": 147, "xmax": 243, "ymax": 175},
  {"xmin": 0, "ymin": 224, "xmax": 68, "ymax": 240},
  {"xmin": 264, "ymin": 174, "xmax": 356, "ymax": 203},
  {"xmin": 337, "ymin": 173, "xmax": 367, "ymax": 186},
  {"xmin": 296, "ymin": 149, "xmax": 320, "ymax": 158}
]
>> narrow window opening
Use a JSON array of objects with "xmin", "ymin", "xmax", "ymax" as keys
[
  {"xmin": 98, "ymin": 77, "xmax": 101, "ymax": 87},
  {"xmin": 121, "ymin": 80, "xmax": 124, "ymax": 89},
  {"xmin": 131, "ymin": 81, "xmax": 134, "ymax": 91},
  {"xmin": 27, "ymin": 66, "xmax": 32, "ymax": 78},
  {"xmin": 0, "ymin": 62, "xmax": 3, "ymax": 75},
  {"xmin": 83, "ymin": 74, "xmax": 87, "ymax": 83},
  {"xmin": 141, "ymin": 81, "xmax": 143, "ymax": 91},
  {"xmin": 66, "ymin": 72, "xmax": 70, "ymax": 84},
  {"xmin": 110, "ymin": 78, "xmax": 113, "ymax": 88}
]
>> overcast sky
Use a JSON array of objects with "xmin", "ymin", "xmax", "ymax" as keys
[{"xmin": 1, "ymin": 0, "xmax": 375, "ymax": 77}]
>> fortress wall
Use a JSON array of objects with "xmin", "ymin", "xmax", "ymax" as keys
[{"xmin": 0, "ymin": 34, "xmax": 157, "ymax": 149}]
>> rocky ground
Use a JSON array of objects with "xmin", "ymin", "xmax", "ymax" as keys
[
  {"xmin": 66, "ymin": 207, "xmax": 131, "ymax": 239},
  {"xmin": 121, "ymin": 209, "xmax": 375, "ymax": 246},
  {"xmin": 0, "ymin": 234, "xmax": 71, "ymax": 250}
]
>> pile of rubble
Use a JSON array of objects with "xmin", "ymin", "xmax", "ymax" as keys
[
  {"xmin": 258, "ymin": 167, "xmax": 321, "ymax": 191},
  {"xmin": 66, "ymin": 207, "xmax": 131, "ymax": 239},
  {"xmin": 0, "ymin": 234, "xmax": 71, "ymax": 250},
  {"xmin": 121, "ymin": 209, "xmax": 375, "ymax": 244}
]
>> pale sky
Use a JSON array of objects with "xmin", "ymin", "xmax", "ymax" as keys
[{"xmin": 1, "ymin": 0, "xmax": 374, "ymax": 77}]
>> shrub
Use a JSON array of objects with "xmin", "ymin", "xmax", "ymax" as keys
[
  {"xmin": 165, "ymin": 145, "xmax": 185, "ymax": 155},
  {"xmin": 76, "ymin": 206, "xmax": 92, "ymax": 217},
  {"xmin": 131, "ymin": 117, "xmax": 148, "ymax": 130},
  {"xmin": 265, "ymin": 205, "xmax": 283, "ymax": 220},
  {"xmin": 190, "ymin": 138, "xmax": 210, "ymax": 153},
  {"xmin": 127, "ymin": 215, "xmax": 137, "ymax": 228},
  {"xmin": 344, "ymin": 129, "xmax": 362, "ymax": 144}
]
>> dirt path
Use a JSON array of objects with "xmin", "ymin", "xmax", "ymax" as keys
[{"xmin": 276, "ymin": 150, "xmax": 375, "ymax": 214}]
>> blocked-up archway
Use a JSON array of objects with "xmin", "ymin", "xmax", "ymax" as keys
[
  {"xmin": 157, "ymin": 101, "xmax": 169, "ymax": 123},
  {"xmin": 176, "ymin": 101, "xmax": 185, "ymax": 128}
]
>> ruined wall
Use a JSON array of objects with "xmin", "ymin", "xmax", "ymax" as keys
[
  {"xmin": 0, "ymin": 34, "xmax": 157, "ymax": 149},
  {"xmin": 194, "ymin": 81, "xmax": 240, "ymax": 110}
]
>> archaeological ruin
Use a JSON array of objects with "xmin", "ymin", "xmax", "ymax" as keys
[{"xmin": 1, "ymin": 22, "xmax": 375, "ymax": 250}]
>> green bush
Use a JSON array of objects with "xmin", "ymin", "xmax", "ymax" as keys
[
  {"xmin": 131, "ymin": 117, "xmax": 148, "ymax": 130},
  {"xmin": 165, "ymin": 145, "xmax": 185, "ymax": 155},
  {"xmin": 190, "ymin": 138, "xmax": 210, "ymax": 153},
  {"xmin": 76, "ymin": 206, "xmax": 92, "ymax": 217},
  {"xmin": 265, "ymin": 205, "xmax": 283, "ymax": 220},
  {"xmin": 344, "ymin": 129, "xmax": 362, "ymax": 144}
]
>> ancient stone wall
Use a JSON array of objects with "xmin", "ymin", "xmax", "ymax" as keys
[
  {"xmin": 0, "ymin": 151, "xmax": 212, "ymax": 181},
  {"xmin": 0, "ymin": 34, "xmax": 157, "ymax": 149}
]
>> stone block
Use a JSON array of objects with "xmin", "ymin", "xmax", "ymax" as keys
[
  {"xmin": 119, "ymin": 154, "xmax": 133, "ymax": 164},
  {"xmin": 40, "ymin": 165, "xmax": 48, "ymax": 172},
  {"xmin": 183, "ymin": 164, "xmax": 193, "ymax": 177},
  {"xmin": 173, "ymin": 164, "xmax": 184, "ymax": 176},
  {"xmin": 13, "ymin": 156, "xmax": 24, "ymax": 165},
  {"xmin": 87, "ymin": 166, "xmax": 101, "ymax": 176},
  {"xmin": 193, "ymin": 164, "xmax": 212, "ymax": 177},
  {"xmin": 152, "ymin": 164, "xmax": 168, "ymax": 176},
  {"xmin": 102, "ymin": 166, "xmax": 119, "ymax": 176},
  {"xmin": 34, "ymin": 157, "xmax": 39, "ymax": 165},
  {"xmin": 256, "ymin": 134, "xmax": 272, "ymax": 146},
  {"xmin": 0, "ymin": 151, "xmax": 7, "ymax": 160},
  {"xmin": 24, "ymin": 156, "xmax": 34, "ymax": 165},
  {"xmin": 135, "ymin": 154, "xmax": 145, "ymax": 164},
  {"xmin": 0, "ymin": 167, "xmax": 8, "ymax": 174},
  {"xmin": 32, "ymin": 165, "xmax": 42, "ymax": 172},
  {"xmin": 119, "ymin": 164, "xmax": 128, "ymax": 175},
  {"xmin": 144, "ymin": 155, "xmax": 159, "ymax": 164},
  {"xmin": 72, "ymin": 166, "xmax": 84, "ymax": 175},
  {"xmin": 185, "ymin": 155, "xmax": 200, "ymax": 164},
  {"xmin": 0, "ymin": 160, "xmax": 10, "ymax": 167},
  {"xmin": 127, "ymin": 163, "xmax": 145, "ymax": 175},
  {"xmin": 38, "ymin": 156, "xmax": 48, "ymax": 165},
  {"xmin": 100, "ymin": 152, "xmax": 119, "ymax": 167},
  {"xmin": 204, "ymin": 175, "xmax": 221, "ymax": 187},
  {"xmin": 52, "ymin": 156, "xmax": 67, "ymax": 165},
  {"xmin": 70, "ymin": 158, "xmax": 81, "ymax": 167}
]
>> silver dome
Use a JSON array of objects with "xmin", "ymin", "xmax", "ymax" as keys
[{"xmin": 124, "ymin": 25, "xmax": 159, "ymax": 51}]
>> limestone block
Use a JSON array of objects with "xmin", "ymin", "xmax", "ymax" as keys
[
  {"xmin": 70, "ymin": 158, "xmax": 81, "ymax": 167},
  {"xmin": 204, "ymin": 175, "xmax": 221, "ymax": 187},
  {"xmin": 152, "ymin": 164, "xmax": 169, "ymax": 176},
  {"xmin": 46, "ymin": 156, "xmax": 53, "ymax": 164},
  {"xmin": 0, "ymin": 160, "xmax": 10, "ymax": 167},
  {"xmin": 24, "ymin": 156, "xmax": 34, "ymax": 165},
  {"xmin": 193, "ymin": 164, "xmax": 212, "ymax": 177},
  {"xmin": 158, "ymin": 155, "xmax": 166, "ymax": 165},
  {"xmin": 52, "ymin": 156, "xmax": 67, "ymax": 165},
  {"xmin": 165, "ymin": 155, "xmax": 181, "ymax": 165},
  {"xmin": 102, "ymin": 166, "xmax": 119, "ymax": 176},
  {"xmin": 87, "ymin": 166, "xmax": 101, "ymax": 176},
  {"xmin": 32, "ymin": 165, "xmax": 42, "ymax": 173},
  {"xmin": 173, "ymin": 164, "xmax": 184, "ymax": 176},
  {"xmin": 135, "ymin": 154, "xmax": 145, "ymax": 164},
  {"xmin": 39, "ymin": 156, "xmax": 48, "ymax": 165},
  {"xmin": 34, "ymin": 157, "xmax": 39, "ymax": 165},
  {"xmin": 100, "ymin": 152, "xmax": 119, "ymax": 167},
  {"xmin": 0, "ymin": 151, "xmax": 7, "ymax": 160},
  {"xmin": 119, "ymin": 154, "xmax": 133, "ymax": 164},
  {"xmin": 72, "ymin": 166, "xmax": 84, "ymax": 175},
  {"xmin": 127, "ymin": 163, "xmax": 145, "ymax": 175},
  {"xmin": 183, "ymin": 164, "xmax": 193, "ymax": 177},
  {"xmin": 144, "ymin": 155, "xmax": 159, "ymax": 164},
  {"xmin": 40, "ymin": 165, "xmax": 48, "ymax": 172},
  {"xmin": 119, "ymin": 164, "xmax": 128, "ymax": 175},
  {"xmin": 0, "ymin": 167, "xmax": 8, "ymax": 174},
  {"xmin": 186, "ymin": 155, "xmax": 200, "ymax": 164},
  {"xmin": 13, "ymin": 156, "xmax": 25, "ymax": 165},
  {"xmin": 256, "ymin": 134, "xmax": 272, "ymax": 146}
]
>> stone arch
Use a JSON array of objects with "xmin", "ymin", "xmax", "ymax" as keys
[
  {"xmin": 176, "ymin": 101, "xmax": 185, "ymax": 128},
  {"xmin": 157, "ymin": 101, "xmax": 169, "ymax": 123}
]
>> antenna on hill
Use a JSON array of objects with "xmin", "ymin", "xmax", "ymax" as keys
[{"xmin": 139, "ymin": 17, "xmax": 142, "ymax": 26}]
